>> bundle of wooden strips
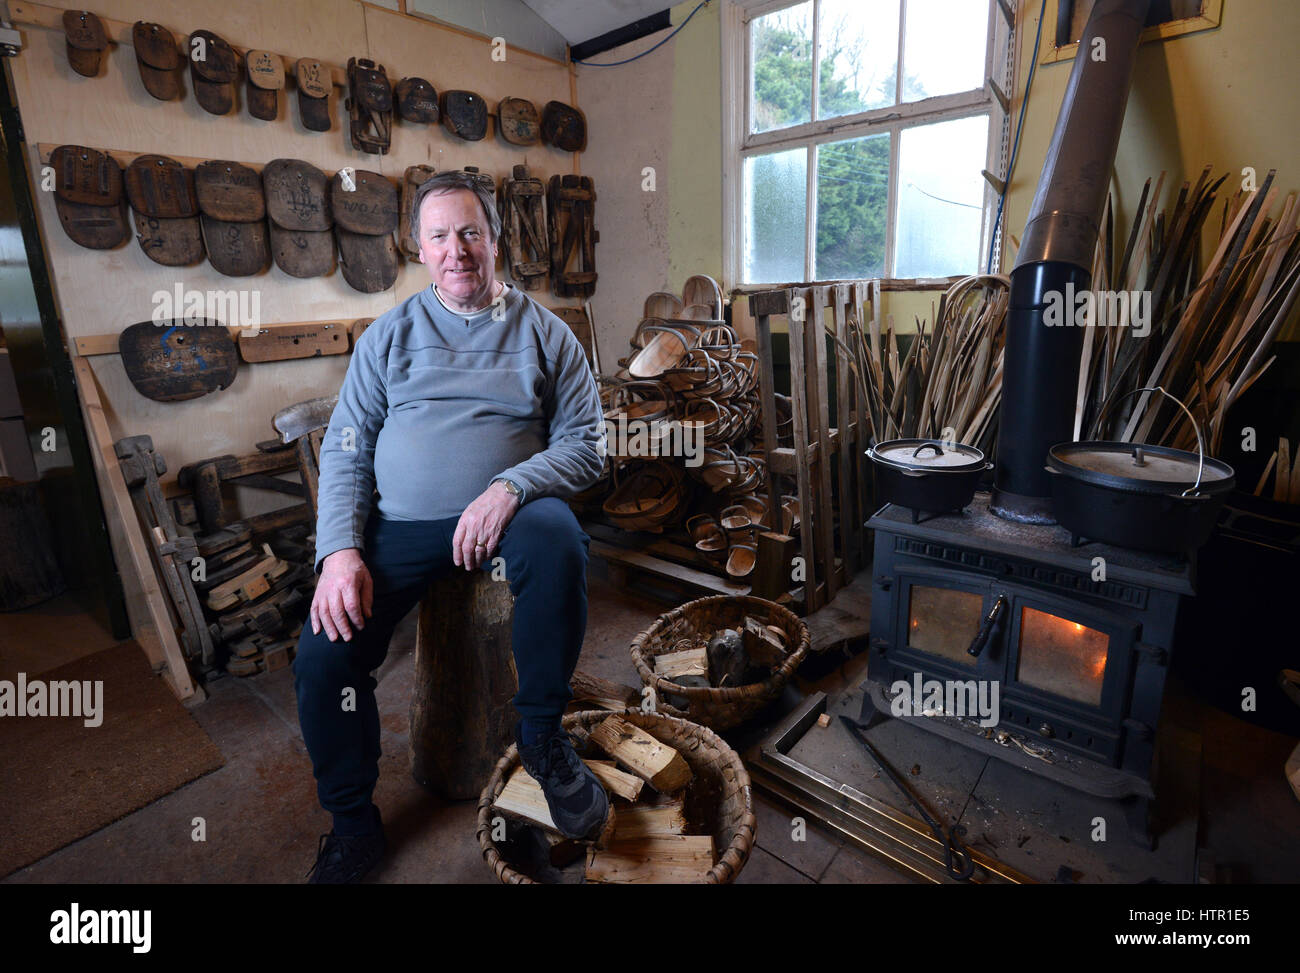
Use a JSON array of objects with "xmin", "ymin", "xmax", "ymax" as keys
[
  {"xmin": 1253, "ymin": 437, "xmax": 1300, "ymax": 502},
  {"xmin": 829, "ymin": 275, "xmax": 1010, "ymax": 452},
  {"xmin": 1078, "ymin": 167, "xmax": 1300, "ymax": 455}
]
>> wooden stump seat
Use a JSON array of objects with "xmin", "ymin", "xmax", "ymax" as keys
[{"xmin": 408, "ymin": 569, "xmax": 518, "ymax": 800}]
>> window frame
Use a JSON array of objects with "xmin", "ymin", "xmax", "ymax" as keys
[{"xmin": 721, "ymin": 0, "xmax": 1017, "ymax": 289}]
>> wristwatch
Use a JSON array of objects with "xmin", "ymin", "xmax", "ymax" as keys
[{"xmin": 494, "ymin": 477, "xmax": 524, "ymax": 501}]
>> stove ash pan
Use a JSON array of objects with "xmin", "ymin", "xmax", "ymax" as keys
[{"xmin": 866, "ymin": 497, "xmax": 1192, "ymax": 803}]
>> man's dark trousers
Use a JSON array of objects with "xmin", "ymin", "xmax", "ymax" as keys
[{"xmin": 293, "ymin": 497, "xmax": 590, "ymax": 833}]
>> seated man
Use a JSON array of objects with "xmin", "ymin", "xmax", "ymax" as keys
[{"xmin": 294, "ymin": 171, "xmax": 608, "ymax": 883}]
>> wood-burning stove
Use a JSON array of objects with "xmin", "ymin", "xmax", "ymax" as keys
[{"xmin": 865, "ymin": 493, "xmax": 1193, "ymax": 845}]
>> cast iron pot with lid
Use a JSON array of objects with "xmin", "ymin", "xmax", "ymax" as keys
[
  {"xmin": 1045, "ymin": 387, "xmax": 1235, "ymax": 555},
  {"xmin": 866, "ymin": 438, "xmax": 991, "ymax": 523}
]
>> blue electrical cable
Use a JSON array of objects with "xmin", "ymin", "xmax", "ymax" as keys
[
  {"xmin": 986, "ymin": 0, "xmax": 1048, "ymax": 274},
  {"xmin": 572, "ymin": 0, "xmax": 709, "ymax": 66}
]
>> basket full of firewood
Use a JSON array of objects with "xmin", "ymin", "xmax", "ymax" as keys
[
  {"xmin": 476, "ymin": 710, "xmax": 755, "ymax": 884},
  {"xmin": 629, "ymin": 595, "xmax": 810, "ymax": 730}
]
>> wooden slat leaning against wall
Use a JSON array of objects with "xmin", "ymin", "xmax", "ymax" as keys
[
  {"xmin": 72, "ymin": 358, "xmax": 198, "ymax": 701},
  {"xmin": 9, "ymin": 0, "xmax": 585, "ymax": 700}
]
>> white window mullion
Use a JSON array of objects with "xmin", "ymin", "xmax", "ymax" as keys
[
  {"xmin": 885, "ymin": 121, "xmax": 901, "ymax": 276},
  {"xmin": 807, "ymin": 0, "xmax": 820, "ymax": 281},
  {"xmin": 743, "ymin": 89, "xmax": 992, "ymax": 153},
  {"xmin": 895, "ymin": 0, "xmax": 907, "ymax": 106},
  {"xmin": 810, "ymin": 0, "xmax": 821, "ymax": 123},
  {"xmin": 722, "ymin": 0, "xmax": 747, "ymax": 289},
  {"xmin": 804, "ymin": 143, "xmax": 817, "ymax": 281}
]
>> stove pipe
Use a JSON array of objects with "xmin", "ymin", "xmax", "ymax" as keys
[{"xmin": 990, "ymin": 0, "xmax": 1151, "ymax": 523}]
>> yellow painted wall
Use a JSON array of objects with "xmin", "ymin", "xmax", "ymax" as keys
[
  {"xmin": 665, "ymin": 0, "xmax": 724, "ymax": 288},
  {"xmin": 1000, "ymin": 0, "xmax": 1300, "ymax": 337},
  {"xmin": 579, "ymin": 0, "xmax": 725, "ymax": 358}
]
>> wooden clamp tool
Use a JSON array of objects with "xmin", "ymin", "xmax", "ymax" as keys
[
  {"xmin": 177, "ymin": 448, "xmax": 304, "ymax": 534},
  {"xmin": 115, "ymin": 435, "xmax": 216, "ymax": 669},
  {"xmin": 500, "ymin": 165, "xmax": 550, "ymax": 290},
  {"xmin": 547, "ymin": 174, "xmax": 598, "ymax": 299}
]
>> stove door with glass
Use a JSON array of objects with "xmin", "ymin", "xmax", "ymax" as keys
[{"xmin": 872, "ymin": 567, "xmax": 1143, "ymax": 769}]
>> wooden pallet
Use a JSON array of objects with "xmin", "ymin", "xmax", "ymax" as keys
[
  {"xmin": 587, "ymin": 536, "xmax": 749, "ymax": 603},
  {"xmin": 750, "ymin": 284, "xmax": 875, "ymax": 612}
]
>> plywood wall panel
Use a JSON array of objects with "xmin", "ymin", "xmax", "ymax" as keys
[{"xmin": 9, "ymin": 0, "xmax": 581, "ymax": 494}]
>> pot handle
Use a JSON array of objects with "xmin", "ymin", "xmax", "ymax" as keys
[
  {"xmin": 912, "ymin": 442, "xmax": 944, "ymax": 459},
  {"xmin": 1095, "ymin": 385, "xmax": 1207, "ymax": 497}
]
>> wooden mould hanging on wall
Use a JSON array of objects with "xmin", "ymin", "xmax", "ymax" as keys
[
  {"xmin": 263, "ymin": 157, "xmax": 335, "ymax": 277},
  {"xmin": 245, "ymin": 49, "xmax": 285, "ymax": 121},
  {"xmin": 50, "ymin": 144, "xmax": 129, "ymax": 250},
  {"xmin": 62, "ymin": 9, "xmax": 107, "ymax": 78},
  {"xmin": 496, "ymin": 97, "xmax": 540, "ymax": 146},
  {"xmin": 295, "ymin": 57, "xmax": 332, "ymax": 132},
  {"xmin": 440, "ymin": 89, "xmax": 488, "ymax": 141},
  {"xmin": 499, "ymin": 165, "xmax": 549, "ymax": 291},
  {"xmin": 395, "ymin": 77, "xmax": 439, "ymax": 124},
  {"xmin": 547, "ymin": 174, "xmax": 597, "ymax": 299},
  {"xmin": 399, "ymin": 164, "xmax": 435, "ymax": 258},
  {"xmin": 124, "ymin": 154, "xmax": 205, "ymax": 266},
  {"xmin": 331, "ymin": 168, "xmax": 399, "ymax": 292},
  {"xmin": 118, "ymin": 320, "xmax": 238, "ymax": 402},
  {"xmin": 541, "ymin": 101, "xmax": 587, "ymax": 152},
  {"xmin": 195, "ymin": 160, "xmax": 270, "ymax": 277},
  {"xmin": 132, "ymin": 21, "xmax": 182, "ymax": 100},
  {"xmin": 188, "ymin": 29, "xmax": 239, "ymax": 116},
  {"xmin": 346, "ymin": 57, "xmax": 393, "ymax": 154}
]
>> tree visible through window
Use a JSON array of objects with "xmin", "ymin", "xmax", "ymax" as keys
[{"xmin": 737, "ymin": 0, "xmax": 1005, "ymax": 285}]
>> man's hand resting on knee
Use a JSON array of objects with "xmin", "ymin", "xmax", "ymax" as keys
[
  {"xmin": 311, "ymin": 548, "xmax": 374, "ymax": 642},
  {"xmin": 452, "ymin": 479, "xmax": 522, "ymax": 571}
]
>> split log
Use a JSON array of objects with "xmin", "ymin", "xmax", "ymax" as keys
[
  {"xmin": 569, "ymin": 669, "xmax": 640, "ymax": 712},
  {"xmin": 584, "ymin": 835, "xmax": 716, "ymax": 884},
  {"xmin": 492, "ymin": 765, "xmax": 560, "ymax": 831},
  {"xmin": 612, "ymin": 797, "xmax": 686, "ymax": 839},
  {"xmin": 589, "ymin": 714, "xmax": 693, "ymax": 793},
  {"xmin": 654, "ymin": 646, "xmax": 707, "ymax": 680},
  {"xmin": 545, "ymin": 832, "xmax": 584, "ymax": 868},
  {"xmin": 743, "ymin": 615, "xmax": 788, "ymax": 667},
  {"xmin": 491, "ymin": 765, "xmax": 617, "ymax": 846},
  {"xmin": 586, "ymin": 760, "xmax": 644, "ymax": 802}
]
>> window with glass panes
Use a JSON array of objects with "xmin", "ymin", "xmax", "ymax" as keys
[{"xmin": 732, "ymin": 0, "xmax": 1011, "ymax": 285}]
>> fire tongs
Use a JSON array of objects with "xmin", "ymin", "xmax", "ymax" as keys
[{"xmin": 839, "ymin": 716, "xmax": 975, "ymax": 881}]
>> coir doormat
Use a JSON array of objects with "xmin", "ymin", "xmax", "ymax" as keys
[{"xmin": 0, "ymin": 641, "xmax": 223, "ymax": 877}]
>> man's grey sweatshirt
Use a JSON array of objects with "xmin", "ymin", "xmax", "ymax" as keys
[{"xmin": 313, "ymin": 284, "xmax": 604, "ymax": 571}]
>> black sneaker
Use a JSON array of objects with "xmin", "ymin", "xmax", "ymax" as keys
[
  {"xmin": 306, "ymin": 828, "xmax": 386, "ymax": 884},
  {"xmin": 516, "ymin": 725, "xmax": 610, "ymax": 841}
]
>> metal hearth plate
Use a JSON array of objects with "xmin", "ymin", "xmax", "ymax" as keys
[
  {"xmin": 746, "ymin": 689, "xmax": 1201, "ymax": 884},
  {"xmin": 745, "ymin": 691, "xmax": 1033, "ymax": 884},
  {"xmin": 862, "ymin": 676, "xmax": 1155, "ymax": 800}
]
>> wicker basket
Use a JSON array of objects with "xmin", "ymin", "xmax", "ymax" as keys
[
  {"xmin": 630, "ymin": 595, "xmax": 810, "ymax": 730},
  {"xmin": 476, "ymin": 709, "xmax": 756, "ymax": 884}
]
